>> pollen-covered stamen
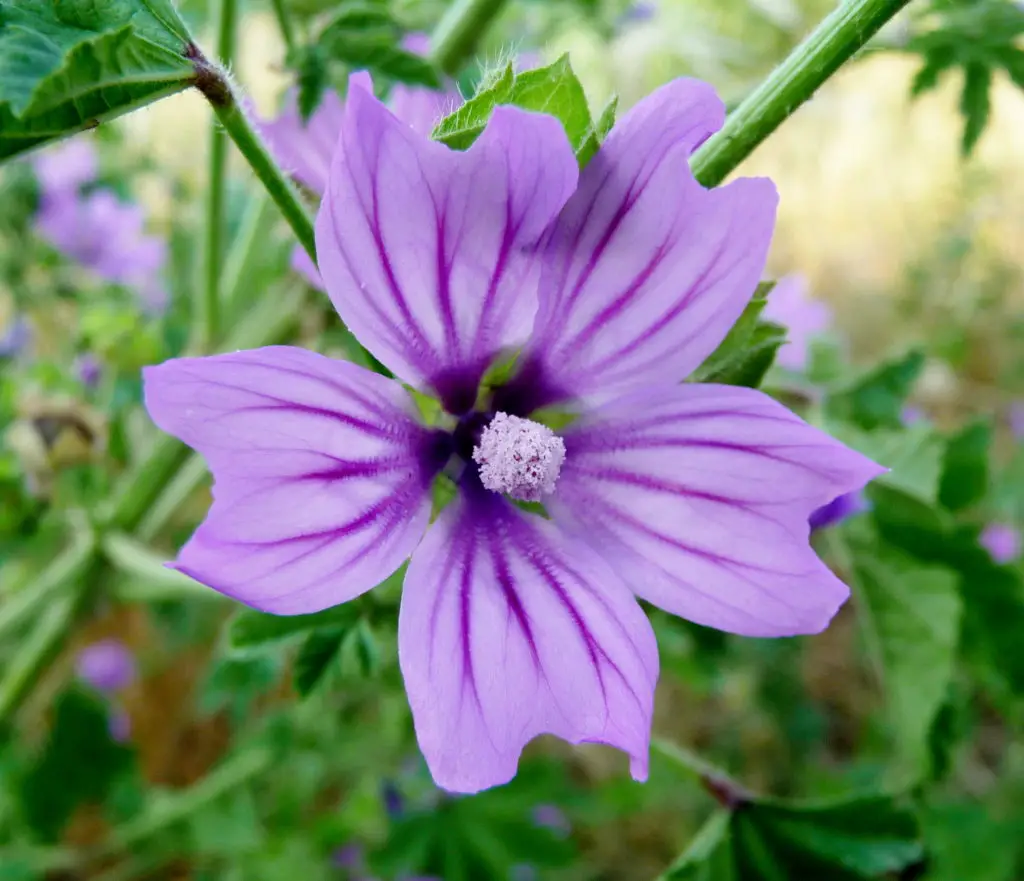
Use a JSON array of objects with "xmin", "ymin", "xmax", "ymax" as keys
[{"xmin": 473, "ymin": 412, "xmax": 566, "ymax": 502}]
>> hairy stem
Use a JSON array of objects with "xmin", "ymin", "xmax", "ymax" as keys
[
  {"xmin": 650, "ymin": 738, "xmax": 751, "ymax": 809},
  {"xmin": 197, "ymin": 0, "xmax": 239, "ymax": 349},
  {"xmin": 429, "ymin": 0, "xmax": 511, "ymax": 75},
  {"xmin": 187, "ymin": 44, "xmax": 317, "ymax": 263},
  {"xmin": 691, "ymin": 0, "xmax": 912, "ymax": 187}
]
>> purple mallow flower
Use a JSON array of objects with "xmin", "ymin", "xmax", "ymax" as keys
[
  {"xmin": 761, "ymin": 273, "xmax": 832, "ymax": 372},
  {"xmin": 809, "ymin": 490, "xmax": 868, "ymax": 531},
  {"xmin": 36, "ymin": 189, "xmax": 168, "ymax": 312},
  {"xmin": 1009, "ymin": 402, "xmax": 1024, "ymax": 440},
  {"xmin": 33, "ymin": 137, "xmax": 99, "ymax": 198},
  {"xmin": 0, "ymin": 317, "xmax": 31, "ymax": 358},
  {"xmin": 76, "ymin": 353, "xmax": 103, "ymax": 389},
  {"xmin": 76, "ymin": 639, "xmax": 136, "ymax": 694},
  {"xmin": 980, "ymin": 523, "xmax": 1021, "ymax": 564},
  {"xmin": 143, "ymin": 74, "xmax": 882, "ymax": 793}
]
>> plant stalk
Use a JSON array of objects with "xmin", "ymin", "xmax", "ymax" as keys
[
  {"xmin": 197, "ymin": 0, "xmax": 239, "ymax": 349},
  {"xmin": 270, "ymin": 0, "xmax": 296, "ymax": 54},
  {"xmin": 429, "ymin": 0, "xmax": 511, "ymax": 75},
  {"xmin": 691, "ymin": 0, "xmax": 912, "ymax": 187}
]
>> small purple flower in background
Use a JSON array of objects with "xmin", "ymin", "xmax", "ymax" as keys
[
  {"xmin": 761, "ymin": 273, "xmax": 832, "ymax": 372},
  {"xmin": 108, "ymin": 706, "xmax": 132, "ymax": 743},
  {"xmin": 510, "ymin": 866, "xmax": 538, "ymax": 881},
  {"xmin": 809, "ymin": 491, "xmax": 869, "ymax": 532},
  {"xmin": 0, "ymin": 317, "xmax": 31, "ymax": 359},
  {"xmin": 33, "ymin": 137, "xmax": 99, "ymax": 199},
  {"xmin": 260, "ymin": 37, "xmax": 462, "ymax": 291},
  {"xmin": 980, "ymin": 523, "xmax": 1021, "ymax": 564},
  {"xmin": 901, "ymin": 404, "xmax": 925, "ymax": 426},
  {"xmin": 381, "ymin": 780, "xmax": 405, "ymax": 819},
  {"xmin": 144, "ymin": 73, "xmax": 882, "ymax": 793},
  {"xmin": 330, "ymin": 844, "xmax": 364, "ymax": 870},
  {"xmin": 75, "ymin": 353, "xmax": 103, "ymax": 389},
  {"xmin": 1009, "ymin": 402, "xmax": 1024, "ymax": 440},
  {"xmin": 76, "ymin": 639, "xmax": 136, "ymax": 694},
  {"xmin": 35, "ymin": 188, "xmax": 168, "ymax": 313},
  {"xmin": 532, "ymin": 804, "xmax": 571, "ymax": 837},
  {"xmin": 618, "ymin": 1, "xmax": 657, "ymax": 26}
]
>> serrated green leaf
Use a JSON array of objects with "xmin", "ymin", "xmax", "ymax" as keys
[
  {"xmin": 664, "ymin": 793, "xmax": 922, "ymax": 881},
  {"xmin": 700, "ymin": 320, "xmax": 786, "ymax": 389},
  {"xmin": 291, "ymin": 44, "xmax": 328, "ymax": 122},
  {"xmin": 938, "ymin": 419, "xmax": 990, "ymax": 512},
  {"xmin": 293, "ymin": 627, "xmax": 346, "ymax": 696},
  {"xmin": 575, "ymin": 93, "xmax": 617, "ymax": 167},
  {"xmin": 227, "ymin": 603, "xmax": 360, "ymax": 652},
  {"xmin": 0, "ymin": 0, "xmax": 194, "ymax": 161},
  {"xmin": 432, "ymin": 55, "xmax": 593, "ymax": 154},
  {"xmin": 960, "ymin": 61, "xmax": 992, "ymax": 155},
  {"xmin": 923, "ymin": 802, "xmax": 1019, "ymax": 881},
  {"xmin": 910, "ymin": 47, "xmax": 956, "ymax": 97},
  {"xmin": 693, "ymin": 281, "xmax": 775, "ymax": 382},
  {"xmin": 827, "ymin": 422, "xmax": 944, "ymax": 503},
  {"xmin": 825, "ymin": 350, "xmax": 924, "ymax": 431},
  {"xmin": 844, "ymin": 520, "xmax": 962, "ymax": 774}
]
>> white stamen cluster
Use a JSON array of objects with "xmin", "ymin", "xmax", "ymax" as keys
[{"xmin": 473, "ymin": 412, "xmax": 566, "ymax": 502}]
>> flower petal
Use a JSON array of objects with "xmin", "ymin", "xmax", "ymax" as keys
[
  {"xmin": 550, "ymin": 383, "xmax": 886, "ymax": 636},
  {"xmin": 143, "ymin": 347, "xmax": 439, "ymax": 614},
  {"xmin": 399, "ymin": 487, "xmax": 657, "ymax": 793},
  {"xmin": 315, "ymin": 77, "xmax": 578, "ymax": 411},
  {"xmin": 525, "ymin": 78, "xmax": 777, "ymax": 404},
  {"xmin": 260, "ymin": 89, "xmax": 345, "ymax": 195}
]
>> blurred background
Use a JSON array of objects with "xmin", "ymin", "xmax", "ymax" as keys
[{"xmin": 2, "ymin": 0, "xmax": 1024, "ymax": 878}]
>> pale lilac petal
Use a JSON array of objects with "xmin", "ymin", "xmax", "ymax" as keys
[
  {"xmin": 399, "ymin": 488, "xmax": 657, "ymax": 793},
  {"xmin": 33, "ymin": 137, "xmax": 98, "ymax": 196},
  {"xmin": 761, "ymin": 274, "xmax": 831, "ymax": 372},
  {"xmin": 550, "ymin": 384, "xmax": 886, "ymax": 637},
  {"xmin": 523, "ymin": 78, "xmax": 777, "ymax": 405},
  {"xmin": 980, "ymin": 523, "xmax": 1021, "ymax": 564},
  {"xmin": 291, "ymin": 244, "xmax": 324, "ymax": 290},
  {"xmin": 260, "ymin": 89, "xmax": 345, "ymax": 195},
  {"xmin": 76, "ymin": 639, "xmax": 136, "ymax": 693},
  {"xmin": 143, "ymin": 347, "xmax": 438, "ymax": 614},
  {"xmin": 389, "ymin": 35, "xmax": 462, "ymax": 136},
  {"xmin": 316, "ymin": 78, "xmax": 578, "ymax": 409}
]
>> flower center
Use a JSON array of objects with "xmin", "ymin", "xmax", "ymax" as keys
[{"xmin": 472, "ymin": 412, "xmax": 566, "ymax": 502}]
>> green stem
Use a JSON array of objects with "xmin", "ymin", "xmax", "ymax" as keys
[
  {"xmin": 650, "ymin": 738, "xmax": 751, "ymax": 809},
  {"xmin": 221, "ymin": 188, "xmax": 275, "ymax": 321},
  {"xmin": 102, "ymin": 532, "xmax": 216, "ymax": 600},
  {"xmin": 197, "ymin": 0, "xmax": 239, "ymax": 349},
  {"xmin": 270, "ymin": 0, "xmax": 296, "ymax": 54},
  {"xmin": 0, "ymin": 553, "xmax": 96, "ymax": 721},
  {"xmin": 188, "ymin": 46, "xmax": 316, "ymax": 263},
  {"xmin": 429, "ymin": 0, "xmax": 511, "ymax": 75},
  {"xmin": 691, "ymin": 0, "xmax": 911, "ymax": 187},
  {"xmin": 90, "ymin": 748, "xmax": 272, "ymax": 858},
  {"xmin": 0, "ymin": 532, "xmax": 95, "ymax": 643},
  {"xmin": 135, "ymin": 454, "xmax": 209, "ymax": 542}
]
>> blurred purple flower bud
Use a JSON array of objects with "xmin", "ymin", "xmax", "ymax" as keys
[
  {"xmin": 0, "ymin": 317, "xmax": 31, "ymax": 359},
  {"xmin": 109, "ymin": 706, "xmax": 132, "ymax": 743},
  {"xmin": 901, "ymin": 405, "xmax": 925, "ymax": 426},
  {"xmin": 618, "ymin": 1, "xmax": 657, "ymax": 26},
  {"xmin": 76, "ymin": 639, "xmax": 136, "ymax": 694},
  {"xmin": 761, "ymin": 274, "xmax": 832, "ymax": 372},
  {"xmin": 381, "ymin": 780, "xmax": 405, "ymax": 819},
  {"xmin": 810, "ymin": 491, "xmax": 869, "ymax": 532},
  {"xmin": 33, "ymin": 137, "xmax": 98, "ymax": 198},
  {"xmin": 76, "ymin": 353, "xmax": 103, "ymax": 389},
  {"xmin": 980, "ymin": 523, "xmax": 1021, "ymax": 564},
  {"xmin": 1009, "ymin": 403, "xmax": 1024, "ymax": 440},
  {"xmin": 532, "ymin": 804, "xmax": 571, "ymax": 837},
  {"xmin": 331, "ymin": 844, "xmax": 363, "ymax": 869}
]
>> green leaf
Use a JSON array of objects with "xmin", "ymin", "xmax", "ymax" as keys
[
  {"xmin": 293, "ymin": 627, "xmax": 346, "ymax": 696},
  {"xmin": 0, "ymin": 0, "xmax": 194, "ymax": 161},
  {"xmin": 227, "ymin": 603, "xmax": 360, "ymax": 652},
  {"xmin": 910, "ymin": 46, "xmax": 956, "ymax": 97},
  {"xmin": 825, "ymin": 350, "xmax": 924, "ymax": 431},
  {"xmin": 922, "ymin": 802, "xmax": 1020, "ymax": 881},
  {"xmin": 844, "ymin": 521, "xmax": 962, "ymax": 774},
  {"xmin": 959, "ymin": 61, "xmax": 992, "ymax": 156},
  {"xmin": 19, "ymin": 687, "xmax": 133, "ymax": 840},
  {"xmin": 827, "ymin": 422, "xmax": 944, "ymax": 504},
  {"xmin": 693, "ymin": 282, "xmax": 774, "ymax": 381},
  {"xmin": 575, "ymin": 93, "xmax": 617, "ymax": 166},
  {"xmin": 291, "ymin": 44, "xmax": 328, "ymax": 122},
  {"xmin": 665, "ymin": 792, "xmax": 922, "ymax": 880},
  {"xmin": 937, "ymin": 419, "xmax": 990, "ymax": 512},
  {"xmin": 432, "ymin": 56, "xmax": 593, "ymax": 156}
]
